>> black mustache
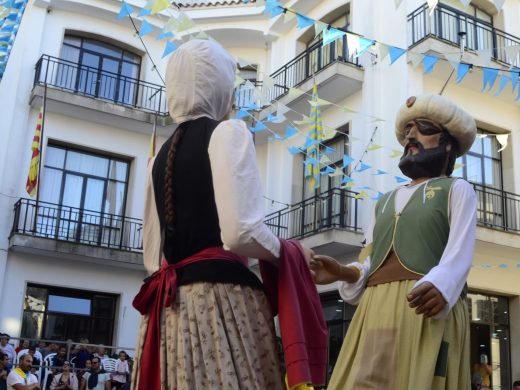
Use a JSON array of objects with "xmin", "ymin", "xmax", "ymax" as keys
[{"xmin": 405, "ymin": 140, "xmax": 423, "ymax": 152}]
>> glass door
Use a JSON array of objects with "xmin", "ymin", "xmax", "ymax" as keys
[{"xmin": 77, "ymin": 52, "xmax": 101, "ymax": 97}]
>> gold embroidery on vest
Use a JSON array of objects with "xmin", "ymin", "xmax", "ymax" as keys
[{"xmin": 425, "ymin": 186, "xmax": 442, "ymax": 199}]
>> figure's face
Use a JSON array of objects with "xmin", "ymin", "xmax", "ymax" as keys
[
  {"xmin": 91, "ymin": 359, "xmax": 101, "ymax": 372},
  {"xmin": 403, "ymin": 119, "xmax": 444, "ymax": 154},
  {"xmin": 85, "ymin": 360, "xmax": 92, "ymax": 369},
  {"xmin": 399, "ymin": 118, "xmax": 452, "ymax": 180},
  {"xmin": 0, "ymin": 337, "xmax": 7, "ymax": 346}
]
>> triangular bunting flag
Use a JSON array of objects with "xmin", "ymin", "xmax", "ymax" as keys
[
  {"xmin": 151, "ymin": 0, "xmax": 171, "ymax": 14},
  {"xmin": 481, "ymin": 67, "xmax": 499, "ymax": 92},
  {"xmin": 284, "ymin": 125, "xmax": 298, "ymax": 139},
  {"xmin": 427, "ymin": 0, "xmax": 439, "ymax": 14},
  {"xmin": 297, "ymin": 14, "xmax": 315, "ymax": 29},
  {"xmin": 372, "ymin": 169, "xmax": 387, "ymax": 175},
  {"xmin": 354, "ymin": 191, "xmax": 369, "ymax": 200},
  {"xmin": 323, "ymin": 27, "xmax": 345, "ymax": 46},
  {"xmin": 117, "ymin": 2, "xmax": 134, "ymax": 19},
  {"xmin": 156, "ymin": 30, "xmax": 173, "ymax": 40},
  {"xmin": 477, "ymin": 48, "xmax": 492, "ymax": 66},
  {"xmin": 494, "ymin": 75, "xmax": 510, "ymax": 97},
  {"xmin": 504, "ymin": 45, "xmax": 520, "ymax": 64},
  {"xmin": 372, "ymin": 191, "xmax": 385, "ymax": 200},
  {"xmin": 408, "ymin": 52, "xmax": 424, "ymax": 68},
  {"xmin": 288, "ymin": 146, "xmax": 301, "ymax": 155},
  {"xmin": 377, "ymin": 43, "xmax": 390, "ymax": 61},
  {"xmin": 139, "ymin": 20, "xmax": 155, "ymax": 37},
  {"xmin": 342, "ymin": 155, "xmax": 354, "ymax": 168},
  {"xmin": 496, "ymin": 134, "xmax": 508, "ymax": 152},
  {"xmin": 321, "ymin": 166, "xmax": 336, "ymax": 175},
  {"xmin": 314, "ymin": 21, "xmax": 328, "ymax": 37},
  {"xmin": 444, "ymin": 52, "xmax": 462, "ymax": 69},
  {"xmin": 250, "ymin": 121, "xmax": 267, "ymax": 132},
  {"xmin": 389, "ymin": 46, "xmax": 406, "ymax": 64},
  {"xmin": 511, "ymin": 69, "xmax": 520, "ymax": 93},
  {"xmin": 492, "ymin": 0, "xmax": 506, "ymax": 11},
  {"xmin": 355, "ymin": 162, "xmax": 371, "ymax": 172},
  {"xmin": 456, "ymin": 63, "xmax": 471, "ymax": 83},
  {"xmin": 234, "ymin": 75, "xmax": 246, "ymax": 88},
  {"xmin": 395, "ymin": 176, "xmax": 409, "ymax": 183},
  {"xmin": 357, "ymin": 37, "xmax": 375, "ymax": 57},
  {"xmin": 367, "ymin": 144, "xmax": 382, "ymax": 151},
  {"xmin": 346, "ymin": 33, "xmax": 361, "ymax": 56},
  {"xmin": 138, "ymin": 7, "xmax": 152, "ymax": 17},
  {"xmin": 277, "ymin": 103, "xmax": 290, "ymax": 116},
  {"xmin": 341, "ymin": 176, "xmax": 354, "ymax": 184},
  {"xmin": 235, "ymin": 109, "xmax": 250, "ymax": 119},
  {"xmin": 283, "ymin": 8, "xmax": 297, "ymax": 23},
  {"xmin": 287, "ymin": 87, "xmax": 304, "ymax": 99},
  {"xmin": 394, "ymin": 0, "xmax": 404, "ymax": 7},
  {"xmin": 390, "ymin": 149, "xmax": 403, "ymax": 158},
  {"xmin": 323, "ymin": 126, "xmax": 337, "ymax": 140},
  {"xmin": 161, "ymin": 41, "xmax": 177, "ymax": 58},
  {"xmin": 422, "ymin": 54, "xmax": 439, "ymax": 74},
  {"xmin": 320, "ymin": 155, "xmax": 333, "ymax": 165}
]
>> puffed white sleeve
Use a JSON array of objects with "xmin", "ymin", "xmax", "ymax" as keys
[
  {"xmin": 413, "ymin": 179, "xmax": 477, "ymax": 319},
  {"xmin": 338, "ymin": 208, "xmax": 374, "ymax": 304},
  {"xmin": 208, "ymin": 119, "xmax": 280, "ymax": 261}
]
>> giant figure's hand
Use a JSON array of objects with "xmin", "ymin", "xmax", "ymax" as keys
[
  {"xmin": 310, "ymin": 255, "xmax": 360, "ymax": 285},
  {"xmin": 407, "ymin": 282, "xmax": 447, "ymax": 318}
]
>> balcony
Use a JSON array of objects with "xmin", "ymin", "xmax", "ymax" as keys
[
  {"xmin": 30, "ymin": 55, "xmax": 172, "ymax": 132},
  {"xmin": 260, "ymin": 38, "xmax": 364, "ymax": 118},
  {"xmin": 473, "ymin": 182, "xmax": 520, "ymax": 238},
  {"xmin": 264, "ymin": 188, "xmax": 364, "ymax": 257},
  {"xmin": 9, "ymin": 198, "xmax": 144, "ymax": 269},
  {"xmin": 408, "ymin": 3, "xmax": 520, "ymax": 68}
]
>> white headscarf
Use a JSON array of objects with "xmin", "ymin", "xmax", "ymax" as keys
[{"xmin": 165, "ymin": 39, "xmax": 237, "ymax": 124}]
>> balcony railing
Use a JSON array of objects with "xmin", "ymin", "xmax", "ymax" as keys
[
  {"xmin": 473, "ymin": 183, "xmax": 520, "ymax": 233},
  {"xmin": 264, "ymin": 188, "xmax": 361, "ymax": 240},
  {"xmin": 34, "ymin": 55, "xmax": 168, "ymax": 115},
  {"xmin": 267, "ymin": 37, "xmax": 361, "ymax": 102},
  {"xmin": 408, "ymin": 3, "xmax": 520, "ymax": 67},
  {"xmin": 11, "ymin": 198, "xmax": 143, "ymax": 252}
]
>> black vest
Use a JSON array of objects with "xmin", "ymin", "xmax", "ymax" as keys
[{"xmin": 152, "ymin": 116, "xmax": 262, "ymax": 288}]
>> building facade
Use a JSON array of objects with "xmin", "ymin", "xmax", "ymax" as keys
[{"xmin": 0, "ymin": 0, "xmax": 519, "ymax": 387}]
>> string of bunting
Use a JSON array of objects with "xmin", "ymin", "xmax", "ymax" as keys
[{"xmin": 114, "ymin": 0, "xmax": 507, "ymax": 201}]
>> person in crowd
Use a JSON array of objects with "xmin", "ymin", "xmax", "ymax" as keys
[
  {"xmin": 92, "ymin": 348, "xmax": 106, "ymax": 361},
  {"xmin": 111, "ymin": 352, "xmax": 128, "ymax": 390},
  {"xmin": 0, "ymin": 352, "xmax": 10, "ymax": 390},
  {"xmin": 26, "ymin": 348, "xmax": 40, "ymax": 377},
  {"xmin": 472, "ymin": 354, "xmax": 492, "ymax": 390},
  {"xmin": 311, "ymin": 94, "xmax": 477, "ymax": 389},
  {"xmin": 73, "ymin": 342, "xmax": 92, "ymax": 370},
  {"xmin": 75, "ymin": 359, "xmax": 90, "ymax": 387},
  {"xmin": 49, "ymin": 361, "xmax": 77, "ymax": 390},
  {"xmin": 36, "ymin": 343, "xmax": 48, "ymax": 359},
  {"xmin": 15, "ymin": 341, "xmax": 29, "ymax": 355},
  {"xmin": 513, "ymin": 380, "xmax": 520, "ymax": 390},
  {"xmin": 131, "ymin": 39, "xmax": 323, "ymax": 390},
  {"xmin": 6, "ymin": 353, "xmax": 40, "ymax": 390},
  {"xmin": 0, "ymin": 335, "xmax": 15, "ymax": 368},
  {"xmin": 80, "ymin": 358, "xmax": 109, "ymax": 390}
]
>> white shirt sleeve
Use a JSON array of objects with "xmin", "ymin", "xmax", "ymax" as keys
[
  {"xmin": 338, "ymin": 207, "xmax": 374, "ymax": 305},
  {"xmin": 413, "ymin": 179, "xmax": 477, "ymax": 319},
  {"xmin": 208, "ymin": 119, "xmax": 280, "ymax": 261}
]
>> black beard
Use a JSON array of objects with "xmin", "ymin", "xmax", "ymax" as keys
[{"xmin": 398, "ymin": 142, "xmax": 448, "ymax": 180}]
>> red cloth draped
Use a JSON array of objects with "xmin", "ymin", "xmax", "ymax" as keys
[{"xmin": 132, "ymin": 247, "xmax": 247, "ymax": 390}]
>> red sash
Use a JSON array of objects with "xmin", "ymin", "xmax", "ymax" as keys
[{"xmin": 132, "ymin": 247, "xmax": 247, "ymax": 390}]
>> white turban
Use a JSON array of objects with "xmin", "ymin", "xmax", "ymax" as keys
[
  {"xmin": 395, "ymin": 94, "xmax": 477, "ymax": 156},
  {"xmin": 165, "ymin": 39, "xmax": 237, "ymax": 124}
]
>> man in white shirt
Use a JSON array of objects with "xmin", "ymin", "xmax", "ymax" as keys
[
  {"xmin": 6, "ymin": 354, "xmax": 39, "ymax": 390},
  {"xmin": 311, "ymin": 94, "xmax": 477, "ymax": 390},
  {"xmin": 80, "ymin": 357, "xmax": 109, "ymax": 390},
  {"xmin": 0, "ymin": 335, "xmax": 15, "ymax": 368}
]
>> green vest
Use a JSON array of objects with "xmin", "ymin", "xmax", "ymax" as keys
[{"xmin": 368, "ymin": 177, "xmax": 457, "ymax": 276}]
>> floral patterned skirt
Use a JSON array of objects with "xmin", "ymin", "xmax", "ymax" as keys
[{"xmin": 131, "ymin": 282, "xmax": 284, "ymax": 390}]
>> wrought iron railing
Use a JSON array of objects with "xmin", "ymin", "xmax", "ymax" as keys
[
  {"xmin": 267, "ymin": 37, "xmax": 361, "ymax": 102},
  {"xmin": 11, "ymin": 198, "xmax": 143, "ymax": 252},
  {"xmin": 473, "ymin": 182, "xmax": 520, "ymax": 233},
  {"xmin": 264, "ymin": 188, "xmax": 361, "ymax": 239},
  {"xmin": 234, "ymin": 80, "xmax": 263, "ymax": 109},
  {"xmin": 34, "ymin": 54, "xmax": 168, "ymax": 114},
  {"xmin": 408, "ymin": 3, "xmax": 520, "ymax": 67}
]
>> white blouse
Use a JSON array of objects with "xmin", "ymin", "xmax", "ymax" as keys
[{"xmin": 338, "ymin": 179, "xmax": 477, "ymax": 320}]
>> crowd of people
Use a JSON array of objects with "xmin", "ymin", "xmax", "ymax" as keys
[{"xmin": 0, "ymin": 333, "xmax": 132, "ymax": 390}]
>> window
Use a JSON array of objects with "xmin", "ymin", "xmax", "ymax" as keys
[
  {"xmin": 58, "ymin": 35, "xmax": 141, "ymax": 105},
  {"xmin": 21, "ymin": 284, "xmax": 117, "ymax": 346},
  {"xmin": 38, "ymin": 144, "xmax": 131, "ymax": 247},
  {"xmin": 320, "ymin": 292, "xmax": 357, "ymax": 385},
  {"xmin": 454, "ymin": 130, "xmax": 506, "ymax": 230},
  {"xmin": 467, "ymin": 293, "xmax": 510, "ymax": 390},
  {"xmin": 455, "ymin": 130, "xmax": 502, "ymax": 189}
]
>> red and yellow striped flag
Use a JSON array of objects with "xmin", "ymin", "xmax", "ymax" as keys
[{"xmin": 26, "ymin": 106, "xmax": 43, "ymax": 197}]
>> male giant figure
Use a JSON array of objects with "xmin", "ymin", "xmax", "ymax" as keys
[{"xmin": 312, "ymin": 94, "xmax": 477, "ymax": 389}]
